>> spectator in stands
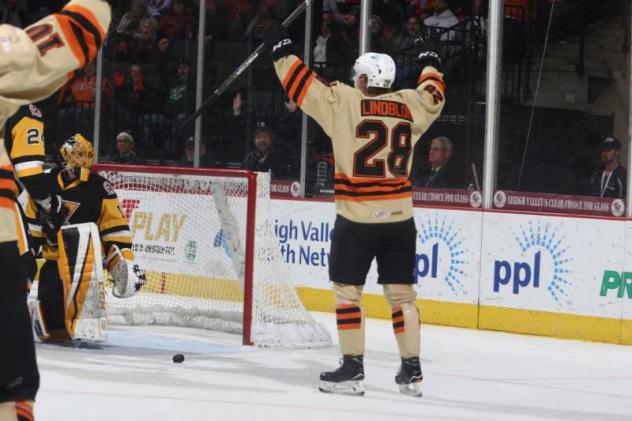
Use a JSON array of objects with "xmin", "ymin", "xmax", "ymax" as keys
[
  {"xmin": 156, "ymin": 37, "xmax": 179, "ymax": 82},
  {"xmin": 178, "ymin": 137, "xmax": 217, "ymax": 167},
  {"xmin": 372, "ymin": 0, "xmax": 403, "ymax": 26},
  {"xmin": 111, "ymin": 34, "xmax": 133, "ymax": 61},
  {"xmin": 108, "ymin": 131, "xmax": 144, "ymax": 164},
  {"xmin": 116, "ymin": 63, "xmax": 166, "ymax": 155},
  {"xmin": 588, "ymin": 136, "xmax": 627, "ymax": 199},
  {"xmin": 160, "ymin": 0, "xmax": 195, "ymax": 40},
  {"xmin": 379, "ymin": 22, "xmax": 403, "ymax": 57},
  {"xmin": 339, "ymin": 9, "xmax": 360, "ymax": 62},
  {"xmin": 224, "ymin": 0, "xmax": 251, "ymax": 22},
  {"xmin": 412, "ymin": 136, "xmax": 459, "ymax": 188},
  {"xmin": 404, "ymin": 0, "xmax": 432, "ymax": 19},
  {"xmin": 58, "ymin": 60, "xmax": 112, "ymax": 136},
  {"xmin": 369, "ymin": 15, "xmax": 384, "ymax": 52},
  {"xmin": 0, "ymin": 0, "xmax": 26, "ymax": 27},
  {"xmin": 244, "ymin": 0, "xmax": 275, "ymax": 40},
  {"xmin": 313, "ymin": 12, "xmax": 345, "ymax": 77},
  {"xmin": 130, "ymin": 17, "xmax": 160, "ymax": 62},
  {"xmin": 398, "ymin": 15, "xmax": 423, "ymax": 54},
  {"xmin": 165, "ymin": 58, "xmax": 196, "ymax": 154},
  {"xmin": 205, "ymin": 0, "xmax": 228, "ymax": 42},
  {"xmin": 144, "ymin": 0, "xmax": 171, "ymax": 18},
  {"xmin": 241, "ymin": 124, "xmax": 285, "ymax": 178},
  {"xmin": 423, "ymin": 0, "xmax": 459, "ymax": 41},
  {"xmin": 117, "ymin": 0, "xmax": 150, "ymax": 37},
  {"xmin": 322, "ymin": 0, "xmax": 356, "ymax": 25}
]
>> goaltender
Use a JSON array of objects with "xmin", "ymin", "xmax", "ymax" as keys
[
  {"xmin": 24, "ymin": 134, "xmax": 145, "ymax": 343},
  {"xmin": 0, "ymin": 1, "xmax": 115, "ymax": 420}
]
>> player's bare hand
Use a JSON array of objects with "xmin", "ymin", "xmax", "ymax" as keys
[
  {"xmin": 233, "ymin": 93, "xmax": 243, "ymax": 115},
  {"xmin": 158, "ymin": 38, "xmax": 170, "ymax": 51}
]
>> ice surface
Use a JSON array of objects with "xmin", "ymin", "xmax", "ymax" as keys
[{"xmin": 35, "ymin": 313, "xmax": 632, "ymax": 421}]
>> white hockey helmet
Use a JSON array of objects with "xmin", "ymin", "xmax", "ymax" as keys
[{"xmin": 352, "ymin": 52, "xmax": 396, "ymax": 89}]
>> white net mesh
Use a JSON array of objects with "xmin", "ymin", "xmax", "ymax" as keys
[{"xmin": 97, "ymin": 167, "xmax": 331, "ymax": 348}]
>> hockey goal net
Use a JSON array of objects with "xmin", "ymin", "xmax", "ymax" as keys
[{"xmin": 95, "ymin": 164, "xmax": 331, "ymax": 348}]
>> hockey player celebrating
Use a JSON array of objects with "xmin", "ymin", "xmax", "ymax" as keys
[
  {"xmin": 24, "ymin": 134, "xmax": 145, "ymax": 343},
  {"xmin": 0, "ymin": 1, "xmax": 113, "ymax": 420},
  {"xmin": 261, "ymin": 24, "xmax": 445, "ymax": 397}
]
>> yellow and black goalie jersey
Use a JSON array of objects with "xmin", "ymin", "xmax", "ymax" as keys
[
  {"xmin": 273, "ymin": 55, "xmax": 446, "ymax": 224},
  {"xmin": 24, "ymin": 168, "xmax": 133, "ymax": 265}
]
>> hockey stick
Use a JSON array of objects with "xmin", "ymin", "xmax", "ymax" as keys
[{"xmin": 178, "ymin": 0, "xmax": 312, "ymax": 132}]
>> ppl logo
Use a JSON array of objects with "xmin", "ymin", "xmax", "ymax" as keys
[
  {"xmin": 415, "ymin": 214, "xmax": 467, "ymax": 295},
  {"xmin": 121, "ymin": 199, "xmax": 141, "ymax": 219},
  {"xmin": 493, "ymin": 221, "xmax": 573, "ymax": 304}
]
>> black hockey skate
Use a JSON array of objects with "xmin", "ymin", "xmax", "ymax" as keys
[
  {"xmin": 319, "ymin": 355, "xmax": 365, "ymax": 396},
  {"xmin": 395, "ymin": 357, "xmax": 423, "ymax": 397}
]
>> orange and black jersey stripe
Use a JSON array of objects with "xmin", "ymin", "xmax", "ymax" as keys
[
  {"xmin": 0, "ymin": 165, "xmax": 17, "ymax": 210},
  {"xmin": 54, "ymin": 4, "xmax": 106, "ymax": 67},
  {"xmin": 334, "ymin": 174, "xmax": 412, "ymax": 202},
  {"xmin": 281, "ymin": 60, "xmax": 315, "ymax": 107}
]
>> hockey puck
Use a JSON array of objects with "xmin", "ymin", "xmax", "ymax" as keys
[{"xmin": 172, "ymin": 354, "xmax": 185, "ymax": 363}]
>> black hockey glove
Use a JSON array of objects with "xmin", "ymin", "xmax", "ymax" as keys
[
  {"xmin": 39, "ymin": 195, "xmax": 65, "ymax": 247},
  {"xmin": 260, "ymin": 21, "xmax": 294, "ymax": 61},
  {"xmin": 417, "ymin": 39, "xmax": 442, "ymax": 71}
]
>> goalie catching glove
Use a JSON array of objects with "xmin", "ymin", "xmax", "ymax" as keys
[{"xmin": 107, "ymin": 245, "xmax": 146, "ymax": 298}]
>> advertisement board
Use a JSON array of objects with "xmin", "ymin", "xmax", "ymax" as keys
[
  {"xmin": 480, "ymin": 212, "xmax": 625, "ymax": 319},
  {"xmin": 117, "ymin": 187, "xmax": 244, "ymax": 281},
  {"xmin": 270, "ymin": 200, "xmax": 482, "ymax": 304}
]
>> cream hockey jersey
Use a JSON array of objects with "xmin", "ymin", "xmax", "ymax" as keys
[
  {"xmin": 273, "ymin": 55, "xmax": 446, "ymax": 224},
  {"xmin": 0, "ymin": 0, "xmax": 111, "ymax": 243}
]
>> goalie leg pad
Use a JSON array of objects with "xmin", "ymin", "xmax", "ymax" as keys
[
  {"xmin": 57, "ymin": 223, "xmax": 107, "ymax": 341},
  {"xmin": 37, "ymin": 261, "xmax": 67, "ymax": 338},
  {"xmin": 384, "ymin": 284, "xmax": 420, "ymax": 359},
  {"xmin": 333, "ymin": 282, "xmax": 365, "ymax": 356}
]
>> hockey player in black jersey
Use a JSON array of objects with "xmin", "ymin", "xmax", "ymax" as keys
[
  {"xmin": 24, "ymin": 134, "xmax": 144, "ymax": 343},
  {"xmin": 5, "ymin": 103, "xmax": 64, "ymax": 283}
]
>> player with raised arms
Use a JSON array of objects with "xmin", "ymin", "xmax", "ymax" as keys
[
  {"xmin": 261, "ymin": 23, "xmax": 445, "ymax": 397},
  {"xmin": 0, "ymin": 2, "xmax": 115, "ymax": 420}
]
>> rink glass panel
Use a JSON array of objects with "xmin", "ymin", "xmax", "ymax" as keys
[
  {"xmin": 97, "ymin": 1, "xmax": 202, "ymax": 165},
  {"xmin": 496, "ymin": 1, "xmax": 631, "ymax": 209}
]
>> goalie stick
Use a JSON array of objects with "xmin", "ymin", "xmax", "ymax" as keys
[{"xmin": 177, "ymin": 0, "xmax": 312, "ymax": 133}]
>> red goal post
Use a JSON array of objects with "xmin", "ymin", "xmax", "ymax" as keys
[{"xmin": 94, "ymin": 164, "xmax": 331, "ymax": 348}]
